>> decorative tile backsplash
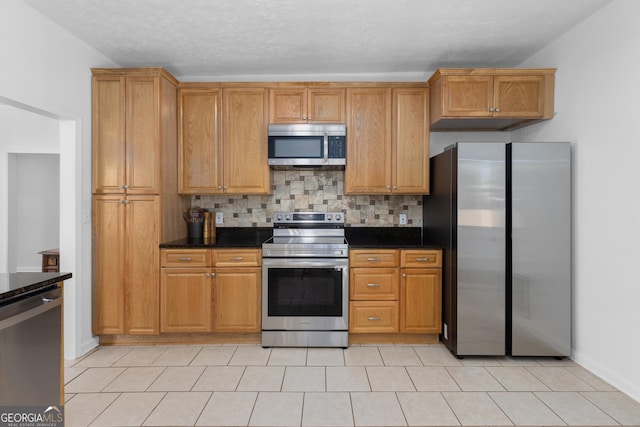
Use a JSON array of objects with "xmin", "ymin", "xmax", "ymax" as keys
[{"xmin": 192, "ymin": 170, "xmax": 423, "ymax": 227}]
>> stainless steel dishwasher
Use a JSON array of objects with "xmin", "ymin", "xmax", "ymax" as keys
[{"xmin": 0, "ymin": 285, "xmax": 62, "ymax": 405}]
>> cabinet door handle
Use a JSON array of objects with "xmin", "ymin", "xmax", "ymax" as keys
[
  {"xmin": 123, "ymin": 184, "xmax": 130, "ymax": 189},
  {"xmin": 367, "ymin": 257, "xmax": 380, "ymax": 262},
  {"xmin": 393, "ymin": 185, "xmax": 397, "ymax": 190},
  {"xmin": 205, "ymin": 272, "xmax": 216, "ymax": 278},
  {"xmin": 367, "ymin": 317, "xmax": 381, "ymax": 321},
  {"xmin": 495, "ymin": 107, "xmax": 501, "ymax": 112},
  {"xmin": 402, "ymin": 273, "xmax": 407, "ymax": 278},
  {"xmin": 178, "ymin": 257, "xmax": 193, "ymax": 262},
  {"xmin": 366, "ymin": 283, "xmax": 381, "ymax": 287},
  {"xmin": 489, "ymin": 107, "xmax": 495, "ymax": 112},
  {"xmin": 229, "ymin": 257, "xmax": 244, "ymax": 261}
]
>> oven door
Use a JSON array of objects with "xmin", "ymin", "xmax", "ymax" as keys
[{"xmin": 262, "ymin": 257, "xmax": 349, "ymax": 331}]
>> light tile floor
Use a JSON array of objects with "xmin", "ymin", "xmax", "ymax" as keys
[{"xmin": 64, "ymin": 343, "xmax": 640, "ymax": 427}]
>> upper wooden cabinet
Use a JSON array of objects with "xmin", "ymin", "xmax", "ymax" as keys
[
  {"xmin": 177, "ymin": 85, "xmax": 271, "ymax": 195},
  {"xmin": 269, "ymin": 87, "xmax": 345, "ymax": 123},
  {"xmin": 178, "ymin": 88, "xmax": 222, "ymax": 194},
  {"xmin": 92, "ymin": 68, "xmax": 179, "ymax": 194},
  {"xmin": 223, "ymin": 88, "xmax": 271, "ymax": 194},
  {"xmin": 428, "ymin": 68, "xmax": 555, "ymax": 131},
  {"xmin": 346, "ymin": 86, "xmax": 429, "ymax": 194}
]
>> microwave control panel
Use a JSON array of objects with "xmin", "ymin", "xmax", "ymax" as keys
[{"xmin": 328, "ymin": 136, "xmax": 346, "ymax": 158}]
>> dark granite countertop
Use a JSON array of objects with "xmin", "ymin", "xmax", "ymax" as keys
[
  {"xmin": 160, "ymin": 227, "xmax": 273, "ymax": 249},
  {"xmin": 346, "ymin": 227, "xmax": 442, "ymax": 249},
  {"xmin": 160, "ymin": 226, "xmax": 441, "ymax": 250},
  {"xmin": 0, "ymin": 272, "xmax": 72, "ymax": 305}
]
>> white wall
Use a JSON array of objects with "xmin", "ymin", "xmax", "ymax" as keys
[
  {"xmin": 14, "ymin": 153, "xmax": 60, "ymax": 272},
  {"xmin": 513, "ymin": 0, "xmax": 640, "ymax": 402},
  {"xmin": 0, "ymin": 0, "xmax": 118, "ymax": 359}
]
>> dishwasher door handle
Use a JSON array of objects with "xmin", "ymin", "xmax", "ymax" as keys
[{"xmin": 0, "ymin": 295, "xmax": 62, "ymax": 332}]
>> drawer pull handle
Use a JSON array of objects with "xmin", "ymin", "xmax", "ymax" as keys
[
  {"xmin": 178, "ymin": 257, "xmax": 193, "ymax": 262},
  {"xmin": 367, "ymin": 257, "xmax": 380, "ymax": 262},
  {"xmin": 366, "ymin": 283, "xmax": 381, "ymax": 287},
  {"xmin": 229, "ymin": 257, "xmax": 244, "ymax": 261},
  {"xmin": 415, "ymin": 257, "xmax": 432, "ymax": 262},
  {"xmin": 367, "ymin": 317, "xmax": 381, "ymax": 321}
]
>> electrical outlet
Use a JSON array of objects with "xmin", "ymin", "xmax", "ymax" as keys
[
  {"xmin": 399, "ymin": 213, "xmax": 407, "ymax": 225},
  {"xmin": 215, "ymin": 212, "xmax": 224, "ymax": 224}
]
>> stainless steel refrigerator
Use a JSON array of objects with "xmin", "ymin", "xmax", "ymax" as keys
[{"xmin": 423, "ymin": 142, "xmax": 571, "ymax": 357}]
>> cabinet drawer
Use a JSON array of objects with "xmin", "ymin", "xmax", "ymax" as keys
[
  {"xmin": 350, "ymin": 268, "xmax": 399, "ymax": 300},
  {"xmin": 350, "ymin": 249, "xmax": 399, "ymax": 268},
  {"xmin": 161, "ymin": 249, "xmax": 210, "ymax": 267},
  {"xmin": 349, "ymin": 301, "xmax": 399, "ymax": 333},
  {"xmin": 401, "ymin": 250, "xmax": 442, "ymax": 268},
  {"xmin": 212, "ymin": 249, "xmax": 261, "ymax": 267}
]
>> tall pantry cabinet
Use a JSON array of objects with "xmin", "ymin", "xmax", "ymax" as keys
[{"xmin": 92, "ymin": 68, "xmax": 189, "ymax": 335}]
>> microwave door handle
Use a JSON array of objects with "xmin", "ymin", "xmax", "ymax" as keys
[{"xmin": 323, "ymin": 131, "xmax": 329, "ymax": 164}]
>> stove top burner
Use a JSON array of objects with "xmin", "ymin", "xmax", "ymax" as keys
[{"xmin": 263, "ymin": 212, "xmax": 348, "ymax": 258}]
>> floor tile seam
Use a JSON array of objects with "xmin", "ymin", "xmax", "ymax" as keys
[
  {"xmin": 431, "ymin": 390, "xmax": 463, "ymax": 427},
  {"xmin": 136, "ymin": 390, "xmax": 172, "ymax": 427},
  {"xmin": 85, "ymin": 391, "xmax": 125, "ymax": 427},
  {"xmin": 524, "ymin": 365, "xmax": 597, "ymax": 392},
  {"xmin": 578, "ymin": 390, "xmax": 633, "ymax": 425},
  {"xmin": 391, "ymin": 390, "xmax": 411, "ymax": 427},
  {"xmin": 532, "ymin": 390, "xmax": 619, "ymax": 426},
  {"xmin": 233, "ymin": 365, "xmax": 249, "ymax": 392},
  {"xmin": 484, "ymin": 390, "xmax": 523, "ymax": 426}
]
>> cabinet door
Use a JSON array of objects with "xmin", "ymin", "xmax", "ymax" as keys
[
  {"xmin": 126, "ymin": 77, "xmax": 160, "ymax": 194},
  {"xmin": 161, "ymin": 268, "xmax": 212, "ymax": 332},
  {"xmin": 213, "ymin": 267, "xmax": 261, "ymax": 332},
  {"xmin": 92, "ymin": 195, "xmax": 126, "ymax": 334},
  {"xmin": 392, "ymin": 88, "xmax": 430, "ymax": 194},
  {"xmin": 308, "ymin": 88, "xmax": 345, "ymax": 122},
  {"xmin": 442, "ymin": 75, "xmax": 493, "ymax": 117},
  {"xmin": 269, "ymin": 88, "xmax": 307, "ymax": 123},
  {"xmin": 345, "ymin": 88, "xmax": 392, "ymax": 193},
  {"xmin": 400, "ymin": 268, "xmax": 442, "ymax": 333},
  {"xmin": 178, "ymin": 88, "xmax": 222, "ymax": 194},
  {"xmin": 223, "ymin": 88, "xmax": 271, "ymax": 194},
  {"xmin": 92, "ymin": 76, "xmax": 126, "ymax": 194},
  {"xmin": 494, "ymin": 75, "xmax": 546, "ymax": 117},
  {"xmin": 126, "ymin": 195, "xmax": 160, "ymax": 334}
]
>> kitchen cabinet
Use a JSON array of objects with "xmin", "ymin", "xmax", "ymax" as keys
[
  {"xmin": 428, "ymin": 68, "xmax": 555, "ymax": 131},
  {"xmin": 212, "ymin": 249, "xmax": 261, "ymax": 332},
  {"xmin": 92, "ymin": 68, "xmax": 189, "ymax": 336},
  {"xmin": 345, "ymin": 86, "xmax": 429, "ymax": 194},
  {"xmin": 177, "ymin": 86, "xmax": 270, "ymax": 194},
  {"xmin": 159, "ymin": 248, "xmax": 261, "ymax": 333},
  {"xmin": 269, "ymin": 87, "xmax": 345, "ymax": 123},
  {"xmin": 400, "ymin": 250, "xmax": 442, "ymax": 333},
  {"xmin": 92, "ymin": 69, "xmax": 178, "ymax": 194},
  {"xmin": 160, "ymin": 249, "xmax": 213, "ymax": 333},
  {"xmin": 223, "ymin": 88, "xmax": 270, "ymax": 194},
  {"xmin": 349, "ymin": 249, "xmax": 399, "ymax": 333},
  {"xmin": 178, "ymin": 88, "xmax": 222, "ymax": 194},
  {"xmin": 348, "ymin": 248, "xmax": 442, "ymax": 335},
  {"xmin": 93, "ymin": 195, "xmax": 160, "ymax": 335}
]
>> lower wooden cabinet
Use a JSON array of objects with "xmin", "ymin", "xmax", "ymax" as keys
[
  {"xmin": 213, "ymin": 268, "xmax": 261, "ymax": 332},
  {"xmin": 349, "ymin": 248, "xmax": 442, "ymax": 335},
  {"xmin": 160, "ymin": 248, "xmax": 261, "ymax": 333}
]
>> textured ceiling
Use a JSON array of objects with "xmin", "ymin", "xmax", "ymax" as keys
[{"xmin": 22, "ymin": 0, "xmax": 612, "ymax": 81}]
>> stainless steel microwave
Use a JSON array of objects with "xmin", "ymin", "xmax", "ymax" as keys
[{"xmin": 268, "ymin": 123, "xmax": 346, "ymax": 168}]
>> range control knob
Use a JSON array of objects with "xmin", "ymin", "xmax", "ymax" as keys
[
  {"xmin": 327, "ymin": 214, "xmax": 333, "ymax": 220},
  {"xmin": 334, "ymin": 213, "xmax": 342, "ymax": 221},
  {"xmin": 285, "ymin": 214, "xmax": 291, "ymax": 221},
  {"xmin": 275, "ymin": 213, "xmax": 284, "ymax": 222}
]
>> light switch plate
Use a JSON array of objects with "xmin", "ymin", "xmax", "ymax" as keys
[
  {"xmin": 215, "ymin": 212, "xmax": 224, "ymax": 224},
  {"xmin": 399, "ymin": 214, "xmax": 407, "ymax": 225}
]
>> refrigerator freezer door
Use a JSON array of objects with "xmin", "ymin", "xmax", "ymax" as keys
[
  {"xmin": 510, "ymin": 142, "xmax": 571, "ymax": 356},
  {"xmin": 456, "ymin": 143, "xmax": 506, "ymax": 356}
]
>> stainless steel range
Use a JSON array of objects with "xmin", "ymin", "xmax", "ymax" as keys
[{"xmin": 262, "ymin": 212, "xmax": 349, "ymax": 348}]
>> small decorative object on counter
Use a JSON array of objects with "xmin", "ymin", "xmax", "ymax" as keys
[
  {"xmin": 184, "ymin": 207, "xmax": 205, "ymax": 240},
  {"xmin": 203, "ymin": 210, "xmax": 215, "ymax": 242}
]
